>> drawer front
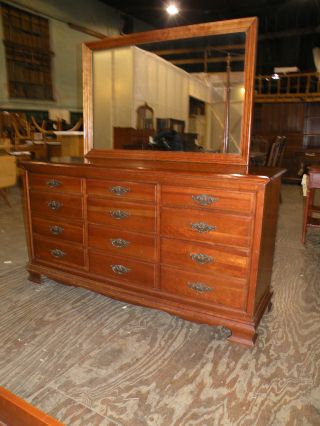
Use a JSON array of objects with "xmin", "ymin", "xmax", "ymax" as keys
[
  {"xmin": 87, "ymin": 179, "xmax": 156, "ymax": 202},
  {"xmin": 30, "ymin": 192, "xmax": 83, "ymax": 220},
  {"xmin": 89, "ymin": 251, "xmax": 155, "ymax": 287},
  {"xmin": 161, "ymin": 238, "xmax": 248, "ymax": 279},
  {"xmin": 162, "ymin": 185, "xmax": 254, "ymax": 215},
  {"xmin": 88, "ymin": 224, "xmax": 156, "ymax": 261},
  {"xmin": 33, "ymin": 237, "xmax": 85, "ymax": 267},
  {"xmin": 32, "ymin": 217, "xmax": 84, "ymax": 244},
  {"xmin": 87, "ymin": 198, "xmax": 155, "ymax": 233},
  {"xmin": 161, "ymin": 266, "xmax": 246, "ymax": 310},
  {"xmin": 29, "ymin": 173, "xmax": 82, "ymax": 194},
  {"xmin": 161, "ymin": 207, "xmax": 252, "ymax": 248}
]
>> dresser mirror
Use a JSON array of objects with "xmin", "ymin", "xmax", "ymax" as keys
[{"xmin": 83, "ymin": 18, "xmax": 257, "ymax": 164}]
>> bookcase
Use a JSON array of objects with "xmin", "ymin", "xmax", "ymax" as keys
[{"xmin": 1, "ymin": 3, "xmax": 53, "ymax": 100}]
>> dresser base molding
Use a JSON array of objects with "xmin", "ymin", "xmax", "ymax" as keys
[{"xmin": 26, "ymin": 263, "xmax": 269, "ymax": 346}]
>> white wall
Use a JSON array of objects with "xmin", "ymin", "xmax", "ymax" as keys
[
  {"xmin": 133, "ymin": 47, "xmax": 211, "ymax": 131},
  {"xmin": 0, "ymin": 0, "xmax": 150, "ymax": 114}
]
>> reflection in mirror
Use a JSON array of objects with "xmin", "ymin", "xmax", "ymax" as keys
[
  {"xmin": 136, "ymin": 103, "xmax": 154, "ymax": 129},
  {"xmin": 92, "ymin": 32, "xmax": 245, "ymax": 154}
]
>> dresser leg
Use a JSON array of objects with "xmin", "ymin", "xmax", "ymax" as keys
[
  {"xmin": 28, "ymin": 272, "xmax": 42, "ymax": 284},
  {"xmin": 227, "ymin": 325, "xmax": 257, "ymax": 347}
]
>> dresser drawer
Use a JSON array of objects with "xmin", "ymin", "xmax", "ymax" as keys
[
  {"xmin": 161, "ymin": 266, "xmax": 246, "ymax": 310},
  {"xmin": 88, "ymin": 224, "xmax": 156, "ymax": 261},
  {"xmin": 89, "ymin": 251, "xmax": 155, "ymax": 287},
  {"xmin": 29, "ymin": 173, "xmax": 82, "ymax": 194},
  {"xmin": 33, "ymin": 237, "xmax": 85, "ymax": 268},
  {"xmin": 87, "ymin": 198, "xmax": 155, "ymax": 233},
  {"xmin": 162, "ymin": 185, "xmax": 255, "ymax": 215},
  {"xmin": 87, "ymin": 179, "xmax": 156, "ymax": 202},
  {"xmin": 32, "ymin": 217, "xmax": 84, "ymax": 244},
  {"xmin": 161, "ymin": 238, "xmax": 248, "ymax": 279},
  {"xmin": 30, "ymin": 192, "xmax": 83, "ymax": 220},
  {"xmin": 161, "ymin": 207, "xmax": 252, "ymax": 248}
]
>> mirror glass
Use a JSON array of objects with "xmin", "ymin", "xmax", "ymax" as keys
[{"xmin": 92, "ymin": 32, "xmax": 245, "ymax": 154}]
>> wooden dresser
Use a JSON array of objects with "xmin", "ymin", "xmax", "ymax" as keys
[
  {"xmin": 22, "ymin": 158, "xmax": 283, "ymax": 346},
  {"xmin": 22, "ymin": 17, "xmax": 283, "ymax": 346}
]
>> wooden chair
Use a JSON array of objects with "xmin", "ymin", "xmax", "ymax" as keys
[
  {"xmin": 249, "ymin": 136, "xmax": 269, "ymax": 166},
  {"xmin": 31, "ymin": 116, "xmax": 62, "ymax": 160},
  {"xmin": 302, "ymin": 165, "xmax": 320, "ymax": 243},
  {"xmin": 0, "ymin": 154, "xmax": 16, "ymax": 207},
  {"xmin": 11, "ymin": 113, "xmax": 33, "ymax": 149},
  {"xmin": 266, "ymin": 136, "xmax": 287, "ymax": 167}
]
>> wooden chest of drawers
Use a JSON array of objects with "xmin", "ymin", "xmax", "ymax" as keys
[{"xmin": 22, "ymin": 159, "xmax": 283, "ymax": 346}]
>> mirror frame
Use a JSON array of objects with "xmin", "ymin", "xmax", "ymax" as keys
[{"xmin": 83, "ymin": 17, "xmax": 257, "ymax": 165}]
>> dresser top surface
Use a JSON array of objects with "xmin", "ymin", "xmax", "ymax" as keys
[{"xmin": 21, "ymin": 156, "xmax": 285, "ymax": 181}]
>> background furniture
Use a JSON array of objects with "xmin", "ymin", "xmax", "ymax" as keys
[
  {"xmin": 156, "ymin": 118, "xmax": 185, "ymax": 133},
  {"xmin": 136, "ymin": 103, "xmax": 154, "ymax": 129},
  {"xmin": 0, "ymin": 154, "xmax": 16, "ymax": 206},
  {"xmin": 302, "ymin": 165, "xmax": 320, "ymax": 243},
  {"xmin": 113, "ymin": 127, "xmax": 155, "ymax": 149},
  {"xmin": 266, "ymin": 136, "xmax": 287, "ymax": 167},
  {"xmin": 53, "ymin": 131, "xmax": 84, "ymax": 156},
  {"xmin": 252, "ymin": 102, "xmax": 320, "ymax": 182}
]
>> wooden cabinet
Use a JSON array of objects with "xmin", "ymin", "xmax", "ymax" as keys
[{"xmin": 22, "ymin": 159, "xmax": 283, "ymax": 346}]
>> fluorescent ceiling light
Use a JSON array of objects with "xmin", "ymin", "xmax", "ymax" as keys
[{"xmin": 166, "ymin": 4, "xmax": 179, "ymax": 15}]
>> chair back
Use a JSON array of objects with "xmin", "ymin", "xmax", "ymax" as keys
[{"xmin": 266, "ymin": 136, "xmax": 287, "ymax": 167}]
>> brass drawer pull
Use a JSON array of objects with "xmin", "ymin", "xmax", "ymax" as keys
[
  {"xmin": 110, "ymin": 238, "xmax": 130, "ymax": 248},
  {"xmin": 191, "ymin": 222, "xmax": 216, "ymax": 233},
  {"xmin": 192, "ymin": 194, "xmax": 219, "ymax": 206},
  {"xmin": 190, "ymin": 253, "xmax": 213, "ymax": 264},
  {"xmin": 110, "ymin": 185, "xmax": 129, "ymax": 196},
  {"xmin": 50, "ymin": 249, "xmax": 65, "ymax": 258},
  {"xmin": 109, "ymin": 210, "xmax": 129, "ymax": 220},
  {"xmin": 187, "ymin": 282, "xmax": 213, "ymax": 293},
  {"xmin": 46, "ymin": 179, "xmax": 61, "ymax": 188},
  {"xmin": 111, "ymin": 264, "xmax": 131, "ymax": 274},
  {"xmin": 48, "ymin": 200, "xmax": 63, "ymax": 210},
  {"xmin": 49, "ymin": 225, "xmax": 64, "ymax": 235}
]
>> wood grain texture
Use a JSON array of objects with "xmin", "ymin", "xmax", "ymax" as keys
[
  {"xmin": 88, "ymin": 224, "xmax": 156, "ymax": 261},
  {"xmin": 1, "ymin": 185, "xmax": 319, "ymax": 425},
  {"xmin": 161, "ymin": 185, "xmax": 255, "ymax": 215},
  {"xmin": 87, "ymin": 198, "xmax": 156, "ymax": 234},
  {"xmin": 87, "ymin": 179, "xmax": 156, "ymax": 202},
  {"xmin": 0, "ymin": 386, "xmax": 63, "ymax": 426}
]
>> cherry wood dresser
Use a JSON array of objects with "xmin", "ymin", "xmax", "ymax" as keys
[{"xmin": 22, "ymin": 158, "xmax": 283, "ymax": 346}]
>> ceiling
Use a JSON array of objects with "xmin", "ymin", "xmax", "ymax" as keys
[{"xmin": 99, "ymin": 0, "xmax": 320, "ymax": 74}]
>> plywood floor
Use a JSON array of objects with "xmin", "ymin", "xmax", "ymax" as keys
[{"xmin": 0, "ymin": 185, "xmax": 319, "ymax": 425}]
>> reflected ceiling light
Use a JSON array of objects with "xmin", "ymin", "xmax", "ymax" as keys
[
  {"xmin": 271, "ymin": 73, "xmax": 280, "ymax": 80},
  {"xmin": 166, "ymin": 4, "xmax": 179, "ymax": 15}
]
